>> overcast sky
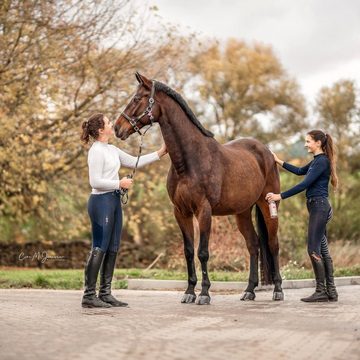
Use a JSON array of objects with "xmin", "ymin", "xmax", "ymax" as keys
[{"xmin": 151, "ymin": 0, "xmax": 360, "ymax": 104}]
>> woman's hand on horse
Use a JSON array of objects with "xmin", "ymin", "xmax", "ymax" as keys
[
  {"xmin": 265, "ymin": 193, "xmax": 282, "ymax": 202},
  {"xmin": 120, "ymin": 177, "xmax": 133, "ymax": 189},
  {"xmin": 270, "ymin": 151, "xmax": 284, "ymax": 166},
  {"xmin": 157, "ymin": 143, "xmax": 168, "ymax": 158}
]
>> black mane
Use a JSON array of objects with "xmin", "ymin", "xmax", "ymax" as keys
[{"xmin": 155, "ymin": 81, "xmax": 214, "ymax": 137}]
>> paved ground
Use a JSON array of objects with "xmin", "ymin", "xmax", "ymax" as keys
[{"xmin": 0, "ymin": 286, "xmax": 359, "ymax": 360}]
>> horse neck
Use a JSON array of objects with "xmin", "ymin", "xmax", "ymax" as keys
[{"xmin": 158, "ymin": 97, "xmax": 211, "ymax": 175}]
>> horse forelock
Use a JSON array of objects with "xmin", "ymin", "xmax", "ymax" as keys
[{"xmin": 154, "ymin": 81, "xmax": 214, "ymax": 138}]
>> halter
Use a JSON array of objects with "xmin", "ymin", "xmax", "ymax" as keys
[
  {"xmin": 118, "ymin": 80, "xmax": 157, "ymax": 204},
  {"xmin": 121, "ymin": 80, "xmax": 156, "ymax": 135}
]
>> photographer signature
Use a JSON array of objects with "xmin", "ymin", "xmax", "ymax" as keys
[{"xmin": 18, "ymin": 251, "xmax": 66, "ymax": 263}]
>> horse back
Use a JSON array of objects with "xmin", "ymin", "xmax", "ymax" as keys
[{"xmin": 222, "ymin": 137, "xmax": 275, "ymax": 177}]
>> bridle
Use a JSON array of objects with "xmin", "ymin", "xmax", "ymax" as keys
[
  {"xmin": 121, "ymin": 80, "xmax": 156, "ymax": 136},
  {"xmin": 117, "ymin": 79, "xmax": 157, "ymax": 205}
]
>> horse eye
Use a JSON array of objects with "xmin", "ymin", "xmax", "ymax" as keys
[{"xmin": 133, "ymin": 96, "xmax": 141, "ymax": 103}]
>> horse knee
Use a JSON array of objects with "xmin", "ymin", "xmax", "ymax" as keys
[
  {"xmin": 184, "ymin": 245, "xmax": 194, "ymax": 260},
  {"xmin": 198, "ymin": 250, "xmax": 209, "ymax": 263}
]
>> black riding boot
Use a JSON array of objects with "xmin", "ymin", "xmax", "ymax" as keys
[
  {"xmin": 82, "ymin": 247, "xmax": 111, "ymax": 308},
  {"xmin": 301, "ymin": 256, "xmax": 329, "ymax": 302},
  {"xmin": 323, "ymin": 256, "xmax": 338, "ymax": 302},
  {"xmin": 99, "ymin": 251, "xmax": 128, "ymax": 307}
]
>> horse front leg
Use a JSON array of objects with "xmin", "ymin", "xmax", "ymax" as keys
[
  {"xmin": 195, "ymin": 203, "xmax": 212, "ymax": 305},
  {"xmin": 174, "ymin": 209, "xmax": 197, "ymax": 304}
]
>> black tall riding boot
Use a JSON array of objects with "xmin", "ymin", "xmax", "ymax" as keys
[
  {"xmin": 82, "ymin": 247, "xmax": 111, "ymax": 308},
  {"xmin": 323, "ymin": 256, "xmax": 338, "ymax": 302},
  {"xmin": 301, "ymin": 256, "xmax": 329, "ymax": 302},
  {"xmin": 99, "ymin": 251, "xmax": 128, "ymax": 307}
]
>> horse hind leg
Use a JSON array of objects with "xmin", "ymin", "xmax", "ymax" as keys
[
  {"xmin": 174, "ymin": 209, "xmax": 197, "ymax": 304},
  {"xmin": 236, "ymin": 210, "xmax": 259, "ymax": 301},
  {"xmin": 195, "ymin": 202, "xmax": 212, "ymax": 305},
  {"xmin": 255, "ymin": 200, "xmax": 284, "ymax": 301}
]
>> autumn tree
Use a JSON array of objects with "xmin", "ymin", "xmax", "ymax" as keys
[
  {"xmin": 189, "ymin": 39, "xmax": 307, "ymax": 142},
  {"xmin": 315, "ymin": 79, "xmax": 360, "ymax": 172},
  {"xmin": 0, "ymin": 0, "xmax": 193, "ymax": 221}
]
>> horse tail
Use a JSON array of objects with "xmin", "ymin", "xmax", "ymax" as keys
[{"xmin": 255, "ymin": 205, "xmax": 275, "ymax": 285}]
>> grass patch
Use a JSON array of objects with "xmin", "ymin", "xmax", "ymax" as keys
[
  {"xmin": 0, "ymin": 269, "xmax": 84, "ymax": 289},
  {"xmin": 0, "ymin": 265, "xmax": 359, "ymax": 290}
]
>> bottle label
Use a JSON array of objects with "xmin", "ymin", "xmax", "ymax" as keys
[{"xmin": 269, "ymin": 201, "xmax": 278, "ymax": 218}]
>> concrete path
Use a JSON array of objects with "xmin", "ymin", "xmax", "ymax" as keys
[{"xmin": 0, "ymin": 286, "xmax": 359, "ymax": 360}]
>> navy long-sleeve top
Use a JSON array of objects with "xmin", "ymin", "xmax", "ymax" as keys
[{"xmin": 280, "ymin": 153, "xmax": 330, "ymax": 200}]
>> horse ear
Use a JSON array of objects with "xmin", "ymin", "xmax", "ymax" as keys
[
  {"xmin": 135, "ymin": 72, "xmax": 152, "ymax": 90},
  {"xmin": 135, "ymin": 71, "xmax": 143, "ymax": 84}
]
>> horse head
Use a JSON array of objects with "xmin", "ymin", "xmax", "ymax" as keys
[{"xmin": 114, "ymin": 72, "xmax": 160, "ymax": 140}]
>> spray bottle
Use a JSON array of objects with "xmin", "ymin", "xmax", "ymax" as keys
[{"xmin": 266, "ymin": 192, "xmax": 278, "ymax": 218}]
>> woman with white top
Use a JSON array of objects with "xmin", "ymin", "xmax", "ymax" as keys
[{"xmin": 80, "ymin": 113, "xmax": 167, "ymax": 308}]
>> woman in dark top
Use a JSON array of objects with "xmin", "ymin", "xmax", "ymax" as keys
[{"xmin": 266, "ymin": 130, "xmax": 339, "ymax": 302}]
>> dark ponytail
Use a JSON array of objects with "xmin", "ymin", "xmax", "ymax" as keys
[
  {"xmin": 307, "ymin": 129, "xmax": 338, "ymax": 190},
  {"xmin": 81, "ymin": 113, "xmax": 105, "ymax": 144}
]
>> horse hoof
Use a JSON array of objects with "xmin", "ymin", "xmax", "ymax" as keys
[
  {"xmin": 196, "ymin": 295, "xmax": 211, "ymax": 305},
  {"xmin": 240, "ymin": 291, "xmax": 256, "ymax": 301},
  {"xmin": 181, "ymin": 293, "xmax": 196, "ymax": 304},
  {"xmin": 273, "ymin": 291, "xmax": 284, "ymax": 301}
]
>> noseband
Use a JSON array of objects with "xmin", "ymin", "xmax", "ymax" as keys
[{"xmin": 121, "ymin": 80, "xmax": 156, "ymax": 135}]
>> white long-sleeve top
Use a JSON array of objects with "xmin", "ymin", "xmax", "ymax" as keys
[{"xmin": 88, "ymin": 141, "xmax": 160, "ymax": 194}]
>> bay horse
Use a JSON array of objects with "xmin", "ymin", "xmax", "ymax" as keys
[{"xmin": 115, "ymin": 73, "xmax": 284, "ymax": 304}]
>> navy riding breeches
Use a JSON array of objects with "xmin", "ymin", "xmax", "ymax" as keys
[
  {"xmin": 87, "ymin": 190, "xmax": 123, "ymax": 253},
  {"xmin": 306, "ymin": 196, "xmax": 333, "ymax": 258}
]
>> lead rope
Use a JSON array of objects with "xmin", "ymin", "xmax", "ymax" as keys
[{"xmin": 120, "ymin": 125, "xmax": 153, "ymax": 205}]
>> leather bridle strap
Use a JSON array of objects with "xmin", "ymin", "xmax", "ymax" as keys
[
  {"xmin": 121, "ymin": 80, "xmax": 156, "ymax": 135},
  {"xmin": 119, "ymin": 80, "xmax": 156, "ymax": 204}
]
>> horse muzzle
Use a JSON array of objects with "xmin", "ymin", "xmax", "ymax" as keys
[{"xmin": 114, "ymin": 125, "xmax": 130, "ymax": 140}]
